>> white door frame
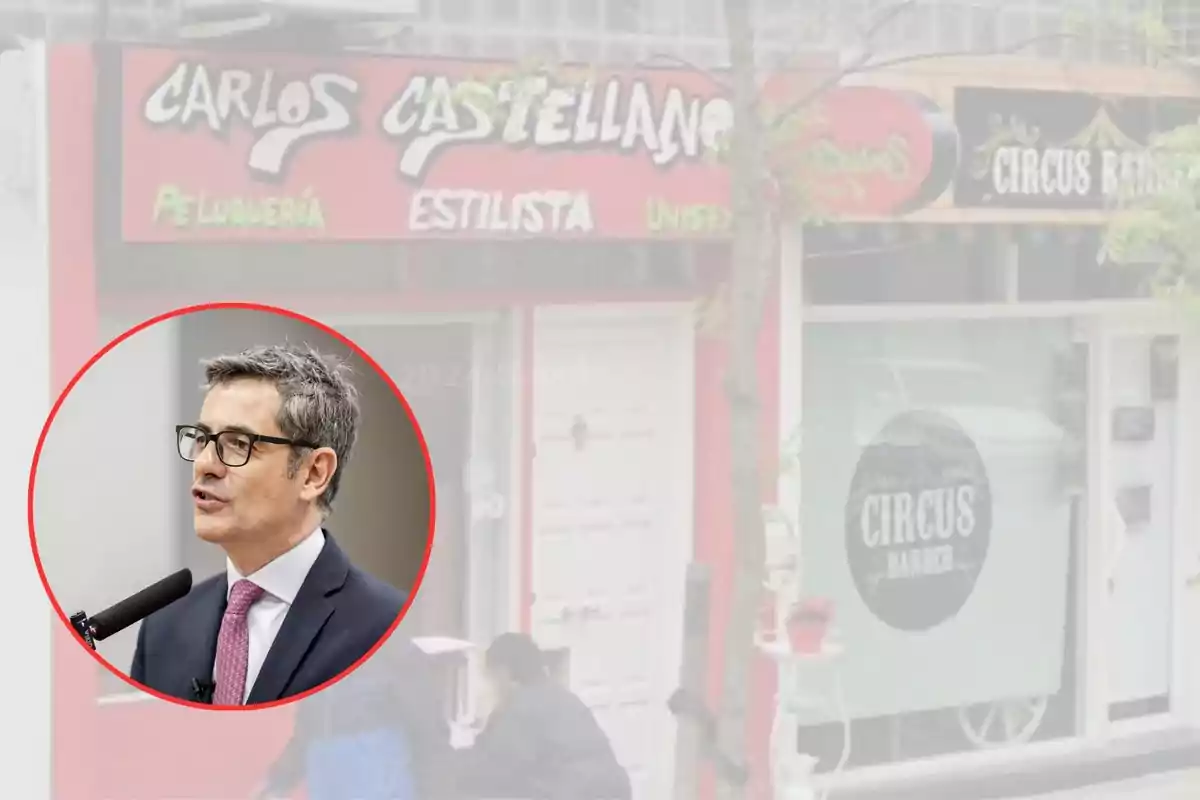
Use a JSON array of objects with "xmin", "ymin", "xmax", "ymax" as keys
[
  {"xmin": 1086, "ymin": 309, "xmax": 1194, "ymax": 738},
  {"xmin": 1179, "ymin": 327, "xmax": 1200, "ymax": 728}
]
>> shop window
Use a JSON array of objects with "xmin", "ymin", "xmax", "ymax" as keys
[
  {"xmin": 1163, "ymin": 0, "xmax": 1200, "ymax": 57},
  {"xmin": 527, "ymin": 0, "xmax": 559, "ymax": 27},
  {"xmin": 1017, "ymin": 228, "xmax": 1157, "ymax": 302},
  {"xmin": 803, "ymin": 225, "xmax": 1002, "ymax": 305},
  {"xmin": 487, "ymin": 0, "xmax": 520, "ymax": 22},
  {"xmin": 438, "ymin": 0, "xmax": 475, "ymax": 23},
  {"xmin": 1030, "ymin": 9, "xmax": 1066, "ymax": 58},
  {"xmin": 680, "ymin": 0, "xmax": 720, "ymax": 36},
  {"xmin": 603, "ymin": 0, "xmax": 640, "ymax": 32},
  {"xmin": 644, "ymin": 0, "xmax": 680, "ymax": 34},
  {"xmin": 877, "ymin": 3, "xmax": 930, "ymax": 52},
  {"xmin": 564, "ymin": 0, "xmax": 600, "ymax": 29},
  {"xmin": 802, "ymin": 225, "xmax": 1162, "ymax": 307},
  {"xmin": 997, "ymin": 6, "xmax": 1034, "ymax": 53},
  {"xmin": 795, "ymin": 318, "xmax": 1083, "ymax": 769},
  {"xmin": 935, "ymin": 2, "xmax": 970, "ymax": 51}
]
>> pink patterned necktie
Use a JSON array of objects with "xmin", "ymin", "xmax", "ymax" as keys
[{"xmin": 213, "ymin": 579, "xmax": 265, "ymax": 706}]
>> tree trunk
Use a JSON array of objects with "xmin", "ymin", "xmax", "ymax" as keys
[{"xmin": 716, "ymin": 1, "xmax": 776, "ymax": 798}]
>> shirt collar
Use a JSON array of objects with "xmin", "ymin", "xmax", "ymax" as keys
[{"xmin": 226, "ymin": 526, "xmax": 325, "ymax": 606}]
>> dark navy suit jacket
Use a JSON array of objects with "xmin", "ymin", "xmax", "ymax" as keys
[{"xmin": 130, "ymin": 532, "xmax": 408, "ymax": 705}]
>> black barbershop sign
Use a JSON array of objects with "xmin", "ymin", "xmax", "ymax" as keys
[
  {"xmin": 845, "ymin": 410, "xmax": 992, "ymax": 633},
  {"xmin": 954, "ymin": 87, "xmax": 1200, "ymax": 210}
]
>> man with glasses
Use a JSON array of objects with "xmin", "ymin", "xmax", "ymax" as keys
[{"xmin": 130, "ymin": 343, "xmax": 409, "ymax": 707}]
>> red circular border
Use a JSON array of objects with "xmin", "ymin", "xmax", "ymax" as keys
[{"xmin": 27, "ymin": 301, "xmax": 438, "ymax": 712}]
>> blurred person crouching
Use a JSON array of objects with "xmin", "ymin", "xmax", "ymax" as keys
[
  {"xmin": 256, "ymin": 633, "xmax": 456, "ymax": 799},
  {"xmin": 452, "ymin": 633, "xmax": 632, "ymax": 800}
]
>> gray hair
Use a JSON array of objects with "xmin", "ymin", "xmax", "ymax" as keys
[{"xmin": 201, "ymin": 343, "xmax": 361, "ymax": 514}]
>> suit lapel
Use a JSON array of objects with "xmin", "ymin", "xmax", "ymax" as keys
[
  {"xmin": 246, "ymin": 533, "xmax": 350, "ymax": 704},
  {"xmin": 175, "ymin": 575, "xmax": 227, "ymax": 697}
]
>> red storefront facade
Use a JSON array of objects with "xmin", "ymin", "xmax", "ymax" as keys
[{"xmin": 44, "ymin": 42, "xmax": 954, "ymax": 800}]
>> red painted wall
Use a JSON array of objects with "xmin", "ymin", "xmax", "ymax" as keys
[
  {"xmin": 45, "ymin": 43, "xmax": 296, "ymax": 800},
  {"xmin": 47, "ymin": 42, "xmax": 99, "ymax": 800}
]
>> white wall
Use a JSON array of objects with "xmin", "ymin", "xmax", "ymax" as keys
[
  {"xmin": 0, "ymin": 40, "xmax": 50, "ymax": 800},
  {"xmin": 32, "ymin": 314, "xmax": 179, "ymax": 681}
]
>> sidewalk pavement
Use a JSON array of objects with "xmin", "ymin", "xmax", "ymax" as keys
[{"xmin": 1005, "ymin": 768, "xmax": 1200, "ymax": 799}]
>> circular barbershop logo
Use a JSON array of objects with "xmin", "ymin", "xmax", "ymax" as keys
[{"xmin": 844, "ymin": 410, "xmax": 992, "ymax": 632}]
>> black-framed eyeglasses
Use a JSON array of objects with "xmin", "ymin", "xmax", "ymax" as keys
[{"xmin": 175, "ymin": 424, "xmax": 318, "ymax": 468}]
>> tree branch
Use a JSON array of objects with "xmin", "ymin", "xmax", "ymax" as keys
[
  {"xmin": 641, "ymin": 52, "xmax": 733, "ymax": 93},
  {"xmin": 861, "ymin": 0, "xmax": 919, "ymax": 42},
  {"xmin": 765, "ymin": 32, "xmax": 1081, "ymax": 133},
  {"xmin": 761, "ymin": 0, "xmax": 915, "ymax": 119}
]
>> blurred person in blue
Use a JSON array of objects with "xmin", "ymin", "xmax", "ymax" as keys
[
  {"xmin": 453, "ymin": 632, "xmax": 632, "ymax": 800},
  {"xmin": 130, "ymin": 344, "xmax": 408, "ymax": 706},
  {"xmin": 255, "ymin": 633, "xmax": 456, "ymax": 800}
]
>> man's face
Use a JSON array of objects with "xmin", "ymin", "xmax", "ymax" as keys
[{"xmin": 191, "ymin": 378, "xmax": 307, "ymax": 546}]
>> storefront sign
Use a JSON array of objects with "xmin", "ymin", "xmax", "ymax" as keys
[
  {"xmin": 775, "ymin": 88, "xmax": 959, "ymax": 219},
  {"xmin": 117, "ymin": 47, "xmax": 951, "ymax": 242},
  {"xmin": 845, "ymin": 410, "xmax": 992, "ymax": 632},
  {"xmin": 954, "ymin": 86, "xmax": 1200, "ymax": 210}
]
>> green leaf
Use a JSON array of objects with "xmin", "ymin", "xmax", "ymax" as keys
[{"xmin": 1102, "ymin": 118, "xmax": 1200, "ymax": 314}]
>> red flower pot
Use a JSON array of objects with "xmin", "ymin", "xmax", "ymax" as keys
[
  {"xmin": 786, "ymin": 597, "xmax": 834, "ymax": 655},
  {"xmin": 758, "ymin": 595, "xmax": 778, "ymax": 642},
  {"xmin": 786, "ymin": 616, "xmax": 828, "ymax": 654}
]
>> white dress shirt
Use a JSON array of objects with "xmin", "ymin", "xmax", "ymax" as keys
[{"xmin": 225, "ymin": 526, "xmax": 325, "ymax": 703}]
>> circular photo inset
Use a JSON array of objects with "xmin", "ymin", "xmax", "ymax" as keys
[{"xmin": 29, "ymin": 302, "xmax": 436, "ymax": 709}]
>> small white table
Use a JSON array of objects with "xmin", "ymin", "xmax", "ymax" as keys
[{"xmin": 756, "ymin": 636, "xmax": 851, "ymax": 800}]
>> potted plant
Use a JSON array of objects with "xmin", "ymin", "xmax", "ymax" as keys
[{"xmin": 786, "ymin": 597, "xmax": 833, "ymax": 655}]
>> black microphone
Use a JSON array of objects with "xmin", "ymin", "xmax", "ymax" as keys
[
  {"xmin": 191, "ymin": 678, "xmax": 216, "ymax": 704},
  {"xmin": 70, "ymin": 568, "xmax": 193, "ymax": 648}
]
